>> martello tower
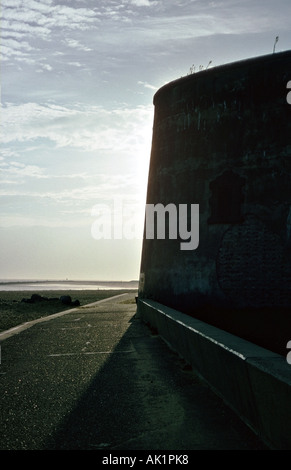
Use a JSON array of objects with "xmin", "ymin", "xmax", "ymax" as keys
[{"xmin": 138, "ymin": 50, "xmax": 291, "ymax": 356}]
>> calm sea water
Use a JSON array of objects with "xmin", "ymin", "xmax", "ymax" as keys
[{"xmin": 0, "ymin": 280, "xmax": 138, "ymax": 291}]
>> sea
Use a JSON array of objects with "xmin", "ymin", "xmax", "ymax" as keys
[{"xmin": 0, "ymin": 280, "xmax": 139, "ymax": 292}]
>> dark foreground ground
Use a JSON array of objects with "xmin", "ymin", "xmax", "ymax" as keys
[{"xmin": 0, "ymin": 293, "xmax": 269, "ymax": 451}]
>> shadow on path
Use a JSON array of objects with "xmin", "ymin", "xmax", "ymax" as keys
[{"xmin": 44, "ymin": 306, "xmax": 268, "ymax": 450}]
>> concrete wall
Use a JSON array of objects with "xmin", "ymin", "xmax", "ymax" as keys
[
  {"xmin": 138, "ymin": 51, "xmax": 291, "ymax": 356},
  {"xmin": 138, "ymin": 298, "xmax": 291, "ymax": 450}
]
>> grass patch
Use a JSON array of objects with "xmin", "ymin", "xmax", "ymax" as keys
[{"xmin": 0, "ymin": 290, "xmax": 137, "ymax": 332}]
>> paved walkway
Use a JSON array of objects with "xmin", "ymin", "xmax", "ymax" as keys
[{"xmin": 0, "ymin": 293, "xmax": 268, "ymax": 450}]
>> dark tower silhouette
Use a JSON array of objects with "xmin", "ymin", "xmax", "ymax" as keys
[{"xmin": 138, "ymin": 51, "xmax": 291, "ymax": 356}]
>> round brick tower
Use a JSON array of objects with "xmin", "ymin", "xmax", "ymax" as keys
[{"xmin": 139, "ymin": 50, "xmax": 291, "ymax": 355}]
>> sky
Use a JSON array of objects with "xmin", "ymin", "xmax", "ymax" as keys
[{"xmin": 1, "ymin": 0, "xmax": 291, "ymax": 282}]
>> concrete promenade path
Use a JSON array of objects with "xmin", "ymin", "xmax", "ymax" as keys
[{"xmin": 0, "ymin": 293, "xmax": 268, "ymax": 451}]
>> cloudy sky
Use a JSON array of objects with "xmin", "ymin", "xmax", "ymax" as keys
[{"xmin": 1, "ymin": 0, "xmax": 291, "ymax": 282}]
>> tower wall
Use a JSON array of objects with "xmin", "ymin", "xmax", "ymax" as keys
[{"xmin": 139, "ymin": 51, "xmax": 291, "ymax": 355}]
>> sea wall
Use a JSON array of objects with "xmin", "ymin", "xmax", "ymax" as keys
[{"xmin": 138, "ymin": 298, "xmax": 291, "ymax": 449}]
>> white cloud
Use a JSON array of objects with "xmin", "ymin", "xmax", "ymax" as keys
[
  {"xmin": 67, "ymin": 61, "xmax": 82, "ymax": 67},
  {"xmin": 0, "ymin": 97, "xmax": 152, "ymax": 232},
  {"xmin": 1, "ymin": 0, "xmax": 98, "ymax": 64},
  {"xmin": 1, "ymin": 102, "xmax": 153, "ymax": 154},
  {"xmin": 42, "ymin": 63, "xmax": 53, "ymax": 71},
  {"xmin": 63, "ymin": 38, "xmax": 92, "ymax": 51},
  {"xmin": 1, "ymin": 18, "xmax": 50, "ymax": 40},
  {"xmin": 129, "ymin": 0, "xmax": 158, "ymax": 6},
  {"xmin": 138, "ymin": 80, "xmax": 158, "ymax": 90},
  {"xmin": 1, "ymin": 38, "xmax": 34, "ymax": 53},
  {"xmin": 0, "ymin": 161, "xmax": 46, "ymax": 179}
]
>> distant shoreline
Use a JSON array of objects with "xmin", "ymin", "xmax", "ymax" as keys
[{"xmin": 0, "ymin": 279, "xmax": 139, "ymax": 291}]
